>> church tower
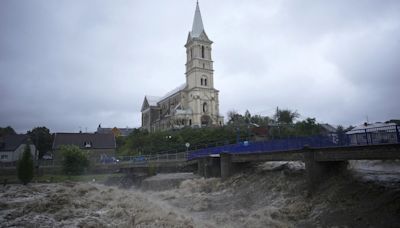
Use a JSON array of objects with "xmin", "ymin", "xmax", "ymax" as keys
[
  {"xmin": 185, "ymin": 2, "xmax": 214, "ymax": 89},
  {"xmin": 184, "ymin": 2, "xmax": 223, "ymax": 127}
]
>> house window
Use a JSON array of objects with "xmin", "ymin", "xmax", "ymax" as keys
[
  {"xmin": 0, "ymin": 154, "xmax": 8, "ymax": 160},
  {"xmin": 84, "ymin": 141, "xmax": 92, "ymax": 148},
  {"xmin": 201, "ymin": 46, "xmax": 205, "ymax": 58}
]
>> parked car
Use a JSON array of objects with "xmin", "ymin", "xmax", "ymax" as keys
[{"xmin": 100, "ymin": 155, "xmax": 119, "ymax": 164}]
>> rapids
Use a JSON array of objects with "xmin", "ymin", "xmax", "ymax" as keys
[{"xmin": 1, "ymin": 161, "xmax": 399, "ymax": 227}]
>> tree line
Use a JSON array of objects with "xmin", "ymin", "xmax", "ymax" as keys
[{"xmin": 118, "ymin": 107, "xmax": 330, "ymax": 156}]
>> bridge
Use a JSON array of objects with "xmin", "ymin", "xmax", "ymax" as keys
[{"xmin": 116, "ymin": 124, "xmax": 400, "ymax": 192}]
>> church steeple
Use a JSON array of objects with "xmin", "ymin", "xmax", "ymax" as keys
[
  {"xmin": 191, "ymin": 1, "xmax": 204, "ymax": 38},
  {"xmin": 185, "ymin": 2, "xmax": 214, "ymax": 90}
]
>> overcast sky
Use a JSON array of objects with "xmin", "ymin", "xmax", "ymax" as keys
[{"xmin": 1, "ymin": 0, "xmax": 399, "ymax": 133}]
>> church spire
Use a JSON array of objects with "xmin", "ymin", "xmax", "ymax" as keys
[{"xmin": 191, "ymin": 1, "xmax": 204, "ymax": 37}]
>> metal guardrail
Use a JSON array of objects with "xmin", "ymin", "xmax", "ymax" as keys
[
  {"xmin": 0, "ymin": 152, "xmax": 189, "ymax": 168},
  {"xmin": 117, "ymin": 151, "xmax": 188, "ymax": 165},
  {"xmin": 188, "ymin": 125, "xmax": 400, "ymax": 160}
]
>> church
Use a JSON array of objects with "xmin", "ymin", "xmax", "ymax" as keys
[{"xmin": 141, "ymin": 2, "xmax": 224, "ymax": 132}]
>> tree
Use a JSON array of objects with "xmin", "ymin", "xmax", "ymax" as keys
[
  {"xmin": 244, "ymin": 110, "xmax": 251, "ymax": 124},
  {"xmin": 0, "ymin": 126, "xmax": 16, "ymax": 137},
  {"xmin": 336, "ymin": 125, "xmax": 347, "ymax": 145},
  {"xmin": 61, "ymin": 145, "xmax": 89, "ymax": 175},
  {"xmin": 27, "ymin": 127, "xmax": 53, "ymax": 159},
  {"xmin": 294, "ymin": 118, "xmax": 321, "ymax": 136},
  {"xmin": 17, "ymin": 144, "xmax": 34, "ymax": 185},
  {"xmin": 226, "ymin": 110, "xmax": 246, "ymax": 126},
  {"xmin": 274, "ymin": 107, "xmax": 299, "ymax": 124},
  {"xmin": 385, "ymin": 119, "xmax": 400, "ymax": 125}
]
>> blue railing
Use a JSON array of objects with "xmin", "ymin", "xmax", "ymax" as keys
[
  {"xmin": 188, "ymin": 135, "xmax": 338, "ymax": 160},
  {"xmin": 188, "ymin": 125, "xmax": 400, "ymax": 160}
]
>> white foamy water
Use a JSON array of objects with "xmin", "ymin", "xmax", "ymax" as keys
[
  {"xmin": 1, "ymin": 161, "xmax": 400, "ymax": 227},
  {"xmin": 0, "ymin": 182, "xmax": 200, "ymax": 227}
]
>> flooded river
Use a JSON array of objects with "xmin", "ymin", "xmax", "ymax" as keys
[{"xmin": 1, "ymin": 161, "xmax": 399, "ymax": 227}]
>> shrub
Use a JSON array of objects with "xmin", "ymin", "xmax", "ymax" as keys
[
  {"xmin": 147, "ymin": 163, "xmax": 157, "ymax": 176},
  {"xmin": 17, "ymin": 144, "xmax": 34, "ymax": 185},
  {"xmin": 61, "ymin": 145, "xmax": 90, "ymax": 175}
]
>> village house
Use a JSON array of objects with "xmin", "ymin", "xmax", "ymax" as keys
[
  {"xmin": 52, "ymin": 133, "xmax": 116, "ymax": 161},
  {"xmin": 0, "ymin": 134, "xmax": 36, "ymax": 162},
  {"xmin": 346, "ymin": 122, "xmax": 399, "ymax": 145},
  {"xmin": 96, "ymin": 124, "xmax": 134, "ymax": 137}
]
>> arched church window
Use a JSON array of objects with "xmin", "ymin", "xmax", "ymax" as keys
[
  {"xmin": 203, "ymin": 102, "xmax": 208, "ymax": 113},
  {"xmin": 204, "ymin": 78, "xmax": 207, "ymax": 86},
  {"xmin": 201, "ymin": 78, "xmax": 203, "ymax": 85},
  {"xmin": 189, "ymin": 119, "xmax": 192, "ymax": 126},
  {"xmin": 190, "ymin": 48, "xmax": 193, "ymax": 59},
  {"xmin": 201, "ymin": 46, "xmax": 205, "ymax": 58}
]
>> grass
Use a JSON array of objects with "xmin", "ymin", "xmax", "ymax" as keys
[{"xmin": 0, "ymin": 173, "xmax": 125, "ymax": 185}]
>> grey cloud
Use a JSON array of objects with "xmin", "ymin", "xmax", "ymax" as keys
[{"xmin": 1, "ymin": 0, "xmax": 399, "ymax": 133}]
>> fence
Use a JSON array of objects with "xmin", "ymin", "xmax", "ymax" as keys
[
  {"xmin": 117, "ymin": 151, "xmax": 188, "ymax": 165},
  {"xmin": 346, "ymin": 125, "xmax": 399, "ymax": 145}
]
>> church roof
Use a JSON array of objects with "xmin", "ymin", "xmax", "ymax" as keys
[
  {"xmin": 190, "ymin": 2, "xmax": 204, "ymax": 38},
  {"xmin": 145, "ymin": 95, "xmax": 161, "ymax": 106},
  {"xmin": 158, "ymin": 83, "xmax": 187, "ymax": 102}
]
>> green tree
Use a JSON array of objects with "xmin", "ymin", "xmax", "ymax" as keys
[
  {"xmin": 385, "ymin": 119, "xmax": 400, "ymax": 125},
  {"xmin": 27, "ymin": 127, "xmax": 53, "ymax": 159},
  {"xmin": 244, "ymin": 110, "xmax": 251, "ymax": 124},
  {"xmin": 274, "ymin": 107, "xmax": 299, "ymax": 124},
  {"xmin": 17, "ymin": 144, "xmax": 34, "ymax": 185},
  {"xmin": 61, "ymin": 145, "xmax": 89, "ymax": 175},
  {"xmin": 0, "ymin": 126, "xmax": 16, "ymax": 137},
  {"xmin": 336, "ymin": 125, "xmax": 347, "ymax": 145},
  {"xmin": 294, "ymin": 118, "xmax": 321, "ymax": 136}
]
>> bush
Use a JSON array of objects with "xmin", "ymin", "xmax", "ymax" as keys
[
  {"xmin": 61, "ymin": 145, "xmax": 90, "ymax": 175},
  {"xmin": 17, "ymin": 144, "xmax": 34, "ymax": 185},
  {"xmin": 147, "ymin": 163, "xmax": 157, "ymax": 176}
]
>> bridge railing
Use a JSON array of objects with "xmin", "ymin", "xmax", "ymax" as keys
[
  {"xmin": 188, "ymin": 135, "xmax": 337, "ymax": 160},
  {"xmin": 117, "ymin": 151, "xmax": 188, "ymax": 165},
  {"xmin": 188, "ymin": 125, "xmax": 400, "ymax": 160}
]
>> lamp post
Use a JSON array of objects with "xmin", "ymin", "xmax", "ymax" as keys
[{"xmin": 236, "ymin": 127, "xmax": 240, "ymax": 144}]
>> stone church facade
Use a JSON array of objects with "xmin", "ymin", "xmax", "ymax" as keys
[{"xmin": 141, "ymin": 3, "xmax": 224, "ymax": 132}]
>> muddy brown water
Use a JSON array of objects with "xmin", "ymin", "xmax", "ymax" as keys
[{"xmin": 1, "ymin": 161, "xmax": 399, "ymax": 227}]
